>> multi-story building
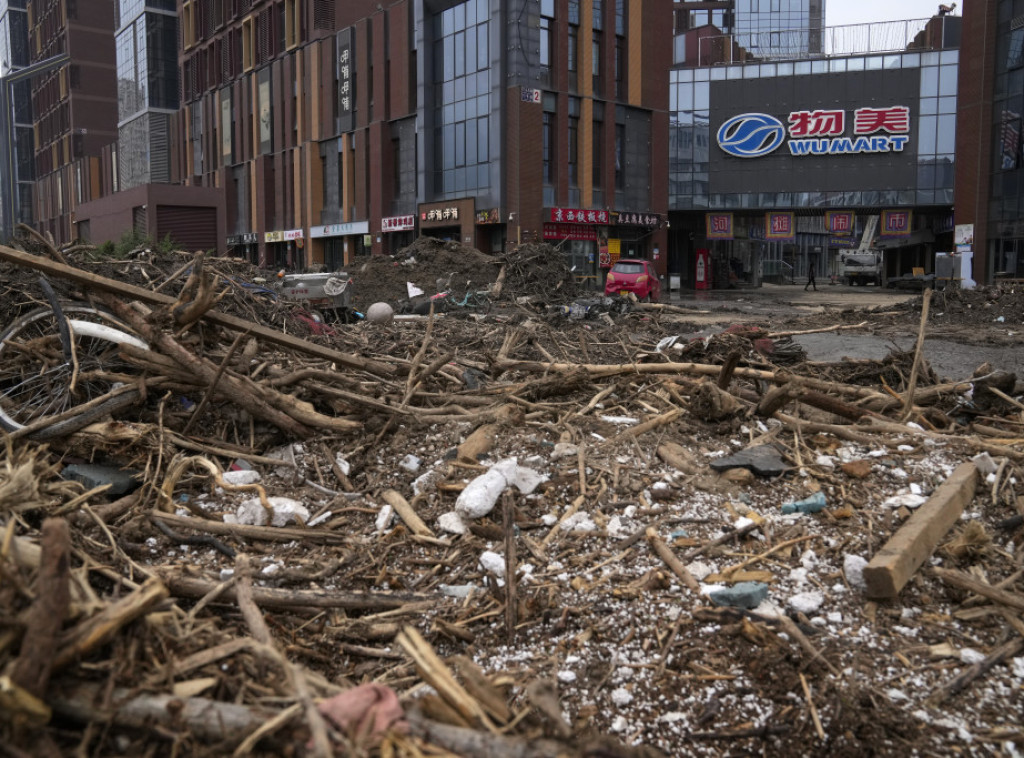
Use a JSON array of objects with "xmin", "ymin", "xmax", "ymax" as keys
[
  {"xmin": 175, "ymin": 0, "xmax": 670, "ymax": 282},
  {"xmin": 672, "ymin": 0, "xmax": 824, "ymax": 67},
  {"xmin": 115, "ymin": 0, "xmax": 179, "ymax": 191},
  {"xmin": 0, "ymin": 0, "xmax": 32, "ymax": 236},
  {"xmin": 72, "ymin": 0, "xmax": 223, "ymax": 251},
  {"xmin": 667, "ymin": 10, "xmax": 960, "ymax": 289},
  {"xmin": 954, "ymin": 0, "xmax": 1023, "ymax": 281},
  {"xmin": 28, "ymin": 0, "xmax": 120, "ymax": 244}
]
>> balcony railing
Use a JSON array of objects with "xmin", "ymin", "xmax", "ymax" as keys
[{"xmin": 691, "ymin": 17, "xmax": 947, "ymax": 67}]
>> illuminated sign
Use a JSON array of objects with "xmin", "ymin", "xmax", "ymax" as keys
[
  {"xmin": 550, "ymin": 208, "xmax": 610, "ymax": 224},
  {"xmin": 421, "ymin": 207, "xmax": 460, "ymax": 222},
  {"xmin": 339, "ymin": 43, "xmax": 353, "ymax": 115},
  {"xmin": 717, "ymin": 106, "xmax": 911, "ymax": 158}
]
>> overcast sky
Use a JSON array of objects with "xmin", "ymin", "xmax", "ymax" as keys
[{"xmin": 826, "ymin": 0, "xmax": 958, "ymax": 28}]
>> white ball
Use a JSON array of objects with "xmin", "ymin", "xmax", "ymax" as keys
[{"xmin": 366, "ymin": 302, "xmax": 394, "ymax": 323}]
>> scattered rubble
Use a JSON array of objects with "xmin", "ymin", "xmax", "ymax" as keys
[{"xmin": 1, "ymin": 232, "xmax": 1023, "ymax": 756}]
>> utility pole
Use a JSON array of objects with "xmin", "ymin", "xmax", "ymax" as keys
[{"xmin": 0, "ymin": 52, "xmax": 70, "ymax": 243}]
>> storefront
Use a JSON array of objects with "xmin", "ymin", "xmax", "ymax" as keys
[
  {"xmin": 264, "ymin": 229, "xmax": 305, "ymax": 270},
  {"xmin": 419, "ymin": 199, "xmax": 475, "ymax": 246},
  {"xmin": 310, "ymin": 221, "xmax": 371, "ymax": 269},
  {"xmin": 668, "ymin": 42, "xmax": 959, "ymax": 289},
  {"xmin": 474, "ymin": 208, "xmax": 505, "ymax": 254},
  {"xmin": 226, "ymin": 233, "xmax": 259, "ymax": 265},
  {"xmin": 381, "ymin": 215, "xmax": 416, "ymax": 256},
  {"xmin": 544, "ymin": 208, "xmax": 611, "ymax": 291}
]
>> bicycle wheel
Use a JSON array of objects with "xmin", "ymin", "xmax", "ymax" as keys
[{"xmin": 0, "ymin": 305, "xmax": 148, "ymax": 440}]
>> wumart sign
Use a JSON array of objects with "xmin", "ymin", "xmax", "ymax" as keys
[{"xmin": 717, "ymin": 106, "xmax": 910, "ymax": 159}]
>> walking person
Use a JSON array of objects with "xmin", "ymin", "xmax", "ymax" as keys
[{"xmin": 805, "ymin": 257, "xmax": 817, "ymax": 291}]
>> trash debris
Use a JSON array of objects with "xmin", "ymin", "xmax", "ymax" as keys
[
  {"xmin": 781, "ymin": 491, "xmax": 828, "ymax": 514},
  {"xmin": 707, "ymin": 581, "xmax": 770, "ymax": 609},
  {"xmin": 1, "ymin": 237, "xmax": 1023, "ymax": 756}
]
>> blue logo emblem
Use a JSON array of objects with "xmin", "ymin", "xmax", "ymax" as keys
[{"xmin": 717, "ymin": 113, "xmax": 785, "ymax": 158}]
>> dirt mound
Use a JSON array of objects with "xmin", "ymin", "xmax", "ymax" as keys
[{"xmin": 346, "ymin": 237, "xmax": 584, "ymax": 311}]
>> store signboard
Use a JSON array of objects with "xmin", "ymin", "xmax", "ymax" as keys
[
  {"xmin": 311, "ymin": 221, "xmax": 370, "ymax": 238},
  {"xmin": 381, "ymin": 215, "xmax": 415, "ymax": 233},
  {"xmin": 880, "ymin": 210, "xmax": 912, "ymax": 236},
  {"xmin": 765, "ymin": 212, "xmax": 795, "ymax": 240},
  {"xmin": 705, "ymin": 212, "xmax": 733, "ymax": 240},
  {"xmin": 550, "ymin": 208, "xmax": 610, "ymax": 224},
  {"xmin": 615, "ymin": 212, "xmax": 660, "ymax": 227},
  {"xmin": 543, "ymin": 223, "xmax": 597, "ymax": 241},
  {"xmin": 826, "ymin": 210, "xmax": 854, "ymax": 235},
  {"xmin": 717, "ymin": 105, "xmax": 910, "ymax": 159}
]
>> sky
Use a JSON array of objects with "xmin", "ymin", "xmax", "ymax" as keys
[{"xmin": 826, "ymin": 0, "xmax": 958, "ymax": 28}]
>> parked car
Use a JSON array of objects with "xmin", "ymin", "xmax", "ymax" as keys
[{"xmin": 604, "ymin": 259, "xmax": 661, "ymax": 302}]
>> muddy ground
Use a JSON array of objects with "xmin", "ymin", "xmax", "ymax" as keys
[{"xmin": 1, "ymin": 236, "xmax": 1023, "ymax": 757}]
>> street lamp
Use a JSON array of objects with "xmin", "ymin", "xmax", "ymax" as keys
[{"xmin": 0, "ymin": 52, "xmax": 70, "ymax": 244}]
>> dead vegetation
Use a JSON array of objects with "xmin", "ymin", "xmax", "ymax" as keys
[{"xmin": 1, "ymin": 232, "xmax": 1023, "ymax": 757}]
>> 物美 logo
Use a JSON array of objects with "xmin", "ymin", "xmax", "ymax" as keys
[
  {"xmin": 717, "ymin": 107, "xmax": 911, "ymax": 159},
  {"xmin": 716, "ymin": 113, "xmax": 786, "ymax": 158}
]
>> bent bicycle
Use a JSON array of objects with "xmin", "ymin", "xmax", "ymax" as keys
[{"xmin": 0, "ymin": 278, "xmax": 148, "ymax": 440}]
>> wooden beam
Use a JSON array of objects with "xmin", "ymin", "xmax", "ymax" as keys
[
  {"xmin": 863, "ymin": 462, "xmax": 979, "ymax": 599},
  {"xmin": 0, "ymin": 245, "xmax": 398, "ymax": 377}
]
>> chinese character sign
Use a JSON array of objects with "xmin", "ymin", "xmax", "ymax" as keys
[
  {"xmin": 549, "ymin": 208, "xmax": 610, "ymax": 224},
  {"xmin": 788, "ymin": 110, "xmax": 845, "ymax": 138},
  {"xmin": 338, "ymin": 43, "xmax": 353, "ymax": 115},
  {"xmin": 765, "ymin": 212, "xmax": 795, "ymax": 240},
  {"xmin": 826, "ymin": 210, "xmax": 854, "ymax": 235},
  {"xmin": 706, "ymin": 213, "xmax": 733, "ymax": 240},
  {"xmin": 854, "ymin": 106, "xmax": 910, "ymax": 135},
  {"xmin": 881, "ymin": 210, "xmax": 912, "ymax": 236}
]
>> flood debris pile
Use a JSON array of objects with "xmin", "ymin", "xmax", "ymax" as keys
[{"xmin": 1, "ymin": 240, "xmax": 1024, "ymax": 757}]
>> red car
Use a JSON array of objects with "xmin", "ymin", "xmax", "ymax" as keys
[{"xmin": 604, "ymin": 259, "xmax": 661, "ymax": 302}]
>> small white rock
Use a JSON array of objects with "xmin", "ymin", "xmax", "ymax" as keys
[
  {"xmin": 399, "ymin": 454, "xmax": 421, "ymax": 473},
  {"xmin": 222, "ymin": 469, "xmax": 261, "ymax": 485},
  {"xmin": 844, "ymin": 555, "xmax": 869, "ymax": 590},
  {"xmin": 375, "ymin": 504, "xmax": 395, "ymax": 531},
  {"xmin": 610, "ymin": 687, "xmax": 633, "ymax": 705},
  {"xmin": 960, "ymin": 648, "xmax": 987, "ymax": 665},
  {"xmin": 479, "ymin": 550, "xmax": 506, "ymax": 576},
  {"xmin": 438, "ymin": 511, "xmax": 468, "ymax": 534},
  {"xmin": 788, "ymin": 591, "xmax": 825, "ymax": 614}
]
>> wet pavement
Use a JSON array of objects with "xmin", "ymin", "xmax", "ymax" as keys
[{"xmin": 659, "ymin": 283, "xmax": 1023, "ymax": 381}]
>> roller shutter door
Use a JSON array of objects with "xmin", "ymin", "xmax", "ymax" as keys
[{"xmin": 156, "ymin": 205, "xmax": 218, "ymax": 252}]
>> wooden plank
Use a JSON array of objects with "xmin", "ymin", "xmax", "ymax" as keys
[
  {"xmin": 0, "ymin": 245, "xmax": 398, "ymax": 377},
  {"xmin": 863, "ymin": 462, "xmax": 979, "ymax": 599}
]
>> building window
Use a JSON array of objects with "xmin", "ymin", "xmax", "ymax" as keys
[
  {"xmin": 568, "ymin": 24, "xmax": 578, "ymax": 91},
  {"xmin": 615, "ymin": 122, "xmax": 625, "ymax": 190},
  {"xmin": 431, "ymin": 0, "xmax": 491, "ymax": 197},
  {"xmin": 614, "ymin": 37, "xmax": 624, "ymax": 100},
  {"xmin": 592, "ymin": 31, "xmax": 601, "ymax": 92},
  {"xmin": 593, "ymin": 0, "xmax": 602, "ymax": 30},
  {"xmin": 1009, "ymin": 22, "xmax": 1024, "ymax": 69},
  {"xmin": 568, "ymin": 97, "xmax": 580, "ymax": 191},
  {"xmin": 593, "ymin": 108, "xmax": 603, "ymax": 191},
  {"xmin": 543, "ymin": 109, "xmax": 555, "ymax": 189},
  {"xmin": 540, "ymin": 0, "xmax": 554, "ymax": 81}
]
